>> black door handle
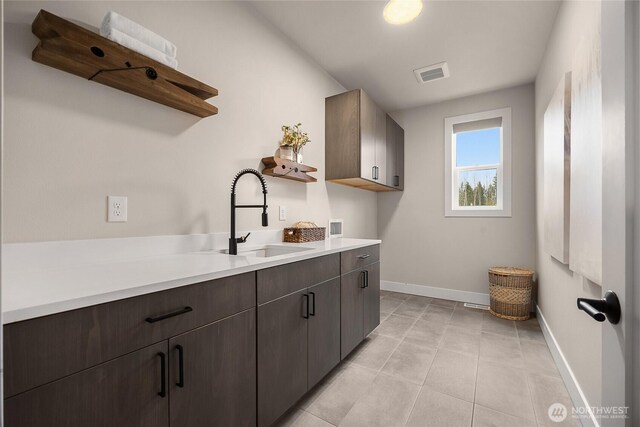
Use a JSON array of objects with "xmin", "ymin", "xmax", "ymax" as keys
[
  {"xmin": 364, "ymin": 270, "xmax": 369, "ymax": 288},
  {"xmin": 309, "ymin": 292, "xmax": 316, "ymax": 316},
  {"xmin": 360, "ymin": 271, "xmax": 367, "ymax": 288},
  {"xmin": 577, "ymin": 291, "xmax": 621, "ymax": 324},
  {"xmin": 175, "ymin": 345, "xmax": 185, "ymax": 388},
  {"xmin": 303, "ymin": 294, "xmax": 309, "ymax": 319},
  {"xmin": 146, "ymin": 306, "xmax": 193, "ymax": 323},
  {"xmin": 157, "ymin": 352, "xmax": 167, "ymax": 398}
]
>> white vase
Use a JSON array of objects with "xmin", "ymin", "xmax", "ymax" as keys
[{"xmin": 295, "ymin": 147, "xmax": 303, "ymax": 164}]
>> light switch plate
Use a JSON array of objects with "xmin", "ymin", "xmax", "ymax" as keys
[
  {"xmin": 279, "ymin": 205, "xmax": 286, "ymax": 221},
  {"xmin": 108, "ymin": 196, "xmax": 128, "ymax": 222}
]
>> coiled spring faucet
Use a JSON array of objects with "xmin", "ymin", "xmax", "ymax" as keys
[{"xmin": 229, "ymin": 169, "xmax": 268, "ymax": 255}]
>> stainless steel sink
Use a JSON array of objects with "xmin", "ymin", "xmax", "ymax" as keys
[{"xmin": 218, "ymin": 245, "xmax": 313, "ymax": 258}]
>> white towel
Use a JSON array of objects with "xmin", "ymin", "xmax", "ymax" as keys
[
  {"xmin": 101, "ymin": 11, "xmax": 177, "ymax": 58},
  {"xmin": 101, "ymin": 27, "xmax": 178, "ymax": 69}
]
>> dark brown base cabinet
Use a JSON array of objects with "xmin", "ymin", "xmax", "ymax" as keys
[
  {"xmin": 257, "ymin": 255, "xmax": 341, "ymax": 427},
  {"xmin": 5, "ymin": 341, "xmax": 170, "ymax": 427},
  {"xmin": 340, "ymin": 246, "xmax": 381, "ymax": 360},
  {"xmin": 4, "ymin": 245, "xmax": 380, "ymax": 427}
]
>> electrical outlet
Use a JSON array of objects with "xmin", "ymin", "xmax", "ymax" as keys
[
  {"xmin": 279, "ymin": 205, "xmax": 287, "ymax": 221},
  {"xmin": 108, "ymin": 196, "xmax": 128, "ymax": 222}
]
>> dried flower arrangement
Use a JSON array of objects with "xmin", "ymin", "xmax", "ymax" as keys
[{"xmin": 280, "ymin": 123, "xmax": 310, "ymax": 154}]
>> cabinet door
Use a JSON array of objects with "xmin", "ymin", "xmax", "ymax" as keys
[
  {"xmin": 386, "ymin": 114, "xmax": 398, "ymax": 188},
  {"xmin": 341, "ymin": 268, "xmax": 365, "ymax": 359},
  {"xmin": 386, "ymin": 115, "xmax": 404, "ymax": 189},
  {"xmin": 360, "ymin": 89, "xmax": 377, "ymax": 181},
  {"xmin": 258, "ymin": 289, "xmax": 309, "ymax": 427},
  {"xmin": 364, "ymin": 262, "xmax": 381, "ymax": 337},
  {"xmin": 169, "ymin": 309, "xmax": 256, "ymax": 427},
  {"xmin": 5, "ymin": 341, "xmax": 169, "ymax": 427},
  {"xmin": 308, "ymin": 278, "xmax": 341, "ymax": 388},
  {"xmin": 375, "ymin": 105, "xmax": 387, "ymax": 184},
  {"xmin": 396, "ymin": 124, "xmax": 405, "ymax": 190}
]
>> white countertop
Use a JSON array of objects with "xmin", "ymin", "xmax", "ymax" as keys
[{"xmin": 2, "ymin": 238, "xmax": 380, "ymax": 324}]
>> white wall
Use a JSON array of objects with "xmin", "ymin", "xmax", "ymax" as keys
[
  {"xmin": 534, "ymin": 0, "xmax": 602, "ymax": 410},
  {"xmin": 378, "ymin": 84, "xmax": 536, "ymax": 298},
  {"xmin": 2, "ymin": 1, "xmax": 378, "ymax": 243}
]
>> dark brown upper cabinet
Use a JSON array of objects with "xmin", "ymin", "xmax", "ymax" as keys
[{"xmin": 325, "ymin": 89, "xmax": 404, "ymax": 192}]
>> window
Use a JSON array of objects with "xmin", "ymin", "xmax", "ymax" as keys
[{"xmin": 444, "ymin": 108, "xmax": 511, "ymax": 217}]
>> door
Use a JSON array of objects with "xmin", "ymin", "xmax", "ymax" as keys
[
  {"xmin": 4, "ymin": 341, "xmax": 169, "ymax": 427},
  {"xmin": 308, "ymin": 278, "xmax": 341, "ymax": 388},
  {"xmin": 599, "ymin": 1, "xmax": 635, "ymax": 425},
  {"xmin": 258, "ymin": 289, "xmax": 309, "ymax": 427},
  {"xmin": 375, "ymin": 105, "xmax": 387, "ymax": 184},
  {"xmin": 386, "ymin": 115, "xmax": 404, "ymax": 189},
  {"xmin": 363, "ymin": 262, "xmax": 381, "ymax": 337},
  {"xmin": 169, "ymin": 309, "xmax": 256, "ymax": 427},
  {"xmin": 341, "ymin": 268, "xmax": 365, "ymax": 359},
  {"xmin": 360, "ymin": 89, "xmax": 377, "ymax": 181}
]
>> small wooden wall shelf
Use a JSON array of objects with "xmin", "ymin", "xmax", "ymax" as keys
[
  {"xmin": 31, "ymin": 10, "xmax": 218, "ymax": 118},
  {"xmin": 261, "ymin": 157, "xmax": 318, "ymax": 183}
]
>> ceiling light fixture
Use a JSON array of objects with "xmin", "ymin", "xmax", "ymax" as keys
[{"xmin": 383, "ymin": 0, "xmax": 423, "ymax": 25}]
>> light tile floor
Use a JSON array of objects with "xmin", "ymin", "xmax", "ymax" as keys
[{"xmin": 276, "ymin": 291, "xmax": 581, "ymax": 427}]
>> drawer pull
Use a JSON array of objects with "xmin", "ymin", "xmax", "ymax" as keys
[
  {"xmin": 357, "ymin": 254, "xmax": 371, "ymax": 259},
  {"xmin": 157, "ymin": 352, "xmax": 167, "ymax": 398},
  {"xmin": 176, "ymin": 345, "xmax": 185, "ymax": 388},
  {"xmin": 145, "ymin": 306, "xmax": 193, "ymax": 323},
  {"xmin": 309, "ymin": 292, "xmax": 316, "ymax": 316},
  {"xmin": 303, "ymin": 294, "xmax": 310, "ymax": 319}
]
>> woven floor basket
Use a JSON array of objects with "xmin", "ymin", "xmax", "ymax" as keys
[
  {"xmin": 488, "ymin": 267, "xmax": 534, "ymax": 321},
  {"xmin": 283, "ymin": 227, "xmax": 325, "ymax": 243}
]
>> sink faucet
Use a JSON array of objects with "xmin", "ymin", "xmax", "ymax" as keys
[{"xmin": 229, "ymin": 168, "xmax": 268, "ymax": 255}]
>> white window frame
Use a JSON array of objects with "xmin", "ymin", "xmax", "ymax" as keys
[{"xmin": 444, "ymin": 107, "xmax": 512, "ymax": 217}]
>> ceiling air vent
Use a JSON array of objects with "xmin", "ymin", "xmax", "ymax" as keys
[{"xmin": 414, "ymin": 62, "xmax": 450, "ymax": 84}]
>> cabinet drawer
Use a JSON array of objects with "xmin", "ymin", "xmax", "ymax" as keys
[
  {"xmin": 4, "ymin": 272, "xmax": 256, "ymax": 397},
  {"xmin": 341, "ymin": 244, "xmax": 380, "ymax": 274},
  {"xmin": 257, "ymin": 254, "xmax": 339, "ymax": 304}
]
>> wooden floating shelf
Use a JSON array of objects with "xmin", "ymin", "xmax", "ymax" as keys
[
  {"xmin": 31, "ymin": 10, "xmax": 218, "ymax": 118},
  {"xmin": 261, "ymin": 157, "xmax": 318, "ymax": 183}
]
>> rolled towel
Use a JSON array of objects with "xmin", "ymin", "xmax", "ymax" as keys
[
  {"xmin": 101, "ymin": 11, "xmax": 177, "ymax": 58},
  {"xmin": 102, "ymin": 27, "xmax": 178, "ymax": 69}
]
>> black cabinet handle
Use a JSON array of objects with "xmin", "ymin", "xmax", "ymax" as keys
[
  {"xmin": 303, "ymin": 294, "xmax": 309, "ymax": 319},
  {"xmin": 394, "ymin": 175, "xmax": 399, "ymax": 187},
  {"xmin": 309, "ymin": 292, "xmax": 316, "ymax": 316},
  {"xmin": 157, "ymin": 352, "xmax": 167, "ymax": 398},
  {"xmin": 577, "ymin": 291, "xmax": 621, "ymax": 324},
  {"xmin": 175, "ymin": 345, "xmax": 185, "ymax": 388},
  {"xmin": 365, "ymin": 270, "xmax": 369, "ymax": 288},
  {"xmin": 146, "ymin": 306, "xmax": 193, "ymax": 323},
  {"xmin": 360, "ymin": 271, "xmax": 367, "ymax": 288}
]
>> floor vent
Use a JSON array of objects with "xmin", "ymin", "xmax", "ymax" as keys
[
  {"xmin": 463, "ymin": 302, "xmax": 489, "ymax": 310},
  {"xmin": 413, "ymin": 62, "xmax": 450, "ymax": 83}
]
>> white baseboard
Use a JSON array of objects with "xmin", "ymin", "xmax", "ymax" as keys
[
  {"xmin": 381, "ymin": 280, "xmax": 490, "ymax": 305},
  {"xmin": 536, "ymin": 306, "xmax": 598, "ymax": 427}
]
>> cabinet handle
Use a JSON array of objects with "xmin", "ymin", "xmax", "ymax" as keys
[
  {"xmin": 175, "ymin": 345, "xmax": 185, "ymax": 388},
  {"xmin": 157, "ymin": 352, "xmax": 167, "ymax": 398},
  {"xmin": 303, "ymin": 294, "xmax": 309, "ymax": 319},
  {"xmin": 360, "ymin": 271, "xmax": 367, "ymax": 288},
  {"xmin": 365, "ymin": 270, "xmax": 369, "ymax": 288},
  {"xmin": 357, "ymin": 254, "xmax": 371, "ymax": 259},
  {"xmin": 146, "ymin": 306, "xmax": 193, "ymax": 323},
  {"xmin": 309, "ymin": 292, "xmax": 316, "ymax": 316},
  {"xmin": 394, "ymin": 175, "xmax": 399, "ymax": 187}
]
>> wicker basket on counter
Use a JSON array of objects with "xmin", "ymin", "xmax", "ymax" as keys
[
  {"xmin": 283, "ymin": 221, "xmax": 326, "ymax": 243},
  {"xmin": 488, "ymin": 267, "xmax": 534, "ymax": 321}
]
